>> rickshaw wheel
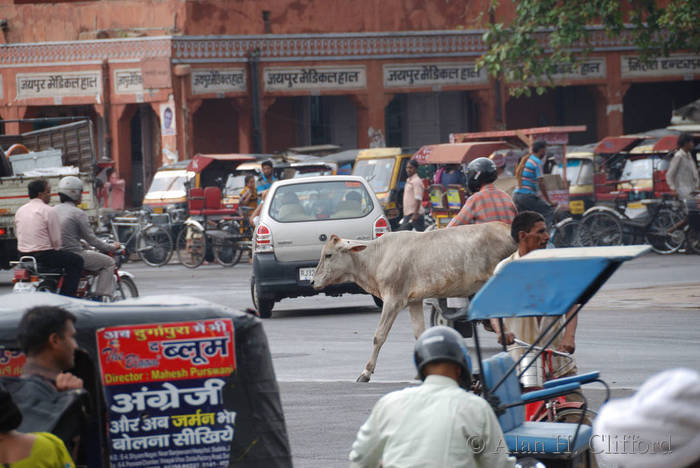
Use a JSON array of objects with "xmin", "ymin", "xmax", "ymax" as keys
[
  {"xmin": 136, "ymin": 225, "xmax": 173, "ymax": 267},
  {"xmin": 176, "ymin": 225, "xmax": 207, "ymax": 268},
  {"xmin": 578, "ymin": 211, "xmax": 623, "ymax": 246},
  {"xmin": 551, "ymin": 219, "xmax": 581, "ymax": 248},
  {"xmin": 429, "ymin": 304, "xmax": 454, "ymax": 328},
  {"xmin": 645, "ymin": 208, "xmax": 685, "ymax": 255},
  {"xmin": 554, "ymin": 407, "xmax": 597, "ymax": 426},
  {"xmin": 213, "ymin": 238, "xmax": 243, "ymax": 267}
]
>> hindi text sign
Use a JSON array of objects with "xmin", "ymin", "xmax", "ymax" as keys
[
  {"xmin": 114, "ymin": 69, "xmax": 143, "ymax": 94},
  {"xmin": 191, "ymin": 68, "xmax": 247, "ymax": 95},
  {"xmin": 264, "ymin": 66, "xmax": 366, "ymax": 91},
  {"xmin": 0, "ymin": 347, "xmax": 26, "ymax": 377},
  {"xmin": 621, "ymin": 55, "xmax": 700, "ymax": 78},
  {"xmin": 16, "ymin": 71, "xmax": 102, "ymax": 99},
  {"xmin": 141, "ymin": 57, "xmax": 172, "ymax": 89},
  {"xmin": 383, "ymin": 62, "xmax": 488, "ymax": 87},
  {"xmin": 97, "ymin": 319, "xmax": 236, "ymax": 468}
]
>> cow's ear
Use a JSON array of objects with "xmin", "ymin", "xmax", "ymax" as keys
[{"xmin": 350, "ymin": 245, "xmax": 367, "ymax": 253}]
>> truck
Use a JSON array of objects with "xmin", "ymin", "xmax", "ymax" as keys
[{"xmin": 0, "ymin": 120, "xmax": 99, "ymax": 269}]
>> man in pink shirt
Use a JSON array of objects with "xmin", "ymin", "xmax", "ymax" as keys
[
  {"xmin": 399, "ymin": 159, "xmax": 425, "ymax": 231},
  {"xmin": 14, "ymin": 179, "xmax": 84, "ymax": 297}
]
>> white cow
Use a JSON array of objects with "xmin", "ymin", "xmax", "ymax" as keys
[{"xmin": 311, "ymin": 221, "xmax": 516, "ymax": 382}]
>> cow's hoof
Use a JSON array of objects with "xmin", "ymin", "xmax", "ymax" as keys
[{"xmin": 356, "ymin": 374, "xmax": 371, "ymax": 383}]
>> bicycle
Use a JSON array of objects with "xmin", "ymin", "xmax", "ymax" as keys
[
  {"xmin": 109, "ymin": 210, "xmax": 173, "ymax": 267},
  {"xmin": 175, "ymin": 212, "xmax": 251, "ymax": 268},
  {"xmin": 577, "ymin": 194, "xmax": 686, "ymax": 254}
]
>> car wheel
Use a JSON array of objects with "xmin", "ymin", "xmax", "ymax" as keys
[
  {"xmin": 372, "ymin": 295, "xmax": 383, "ymax": 309},
  {"xmin": 251, "ymin": 276, "xmax": 274, "ymax": 319}
]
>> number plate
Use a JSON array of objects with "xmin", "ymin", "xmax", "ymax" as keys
[
  {"xmin": 13, "ymin": 282, "xmax": 36, "ymax": 293},
  {"xmin": 569, "ymin": 200, "xmax": 585, "ymax": 215},
  {"xmin": 298, "ymin": 267, "xmax": 316, "ymax": 282},
  {"xmin": 152, "ymin": 206, "xmax": 164, "ymax": 214}
]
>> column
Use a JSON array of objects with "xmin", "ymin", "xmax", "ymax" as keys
[
  {"xmin": 473, "ymin": 88, "xmax": 500, "ymax": 132},
  {"xmin": 597, "ymin": 53, "xmax": 627, "ymax": 138},
  {"xmin": 233, "ymin": 97, "xmax": 253, "ymax": 153},
  {"xmin": 352, "ymin": 91, "xmax": 394, "ymax": 148},
  {"xmin": 2, "ymin": 106, "xmax": 28, "ymax": 134}
]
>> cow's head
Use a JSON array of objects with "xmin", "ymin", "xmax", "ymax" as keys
[{"xmin": 311, "ymin": 234, "xmax": 368, "ymax": 290}]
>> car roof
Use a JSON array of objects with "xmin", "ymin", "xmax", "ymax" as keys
[{"xmin": 269, "ymin": 175, "xmax": 369, "ymax": 189}]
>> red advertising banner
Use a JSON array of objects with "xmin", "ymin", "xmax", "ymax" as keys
[
  {"xmin": 0, "ymin": 347, "xmax": 26, "ymax": 377},
  {"xmin": 97, "ymin": 319, "xmax": 236, "ymax": 468}
]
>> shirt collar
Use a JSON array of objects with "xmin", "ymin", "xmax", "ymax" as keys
[
  {"xmin": 423, "ymin": 374, "xmax": 459, "ymax": 387},
  {"xmin": 529, "ymin": 154, "xmax": 542, "ymax": 164}
]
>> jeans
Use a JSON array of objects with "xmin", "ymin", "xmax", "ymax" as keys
[
  {"xmin": 399, "ymin": 215, "xmax": 425, "ymax": 232},
  {"xmin": 21, "ymin": 249, "xmax": 84, "ymax": 297},
  {"xmin": 513, "ymin": 192, "xmax": 554, "ymax": 228}
]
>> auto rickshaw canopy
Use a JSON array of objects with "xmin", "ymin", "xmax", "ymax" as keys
[
  {"xmin": 594, "ymin": 136, "xmax": 648, "ymax": 155},
  {"xmin": 413, "ymin": 141, "xmax": 511, "ymax": 164},
  {"xmin": 187, "ymin": 153, "xmax": 257, "ymax": 173},
  {"xmin": 451, "ymin": 126, "xmax": 587, "ymax": 145},
  {"xmin": 468, "ymin": 245, "xmax": 650, "ymax": 320}
]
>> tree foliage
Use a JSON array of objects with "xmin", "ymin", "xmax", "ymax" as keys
[{"xmin": 478, "ymin": 0, "xmax": 700, "ymax": 97}]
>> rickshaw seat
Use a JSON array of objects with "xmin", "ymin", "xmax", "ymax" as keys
[
  {"xmin": 202, "ymin": 186, "xmax": 237, "ymax": 216},
  {"xmin": 188, "ymin": 187, "xmax": 205, "ymax": 215},
  {"xmin": 481, "ymin": 352, "xmax": 592, "ymax": 457},
  {"xmin": 543, "ymin": 371, "xmax": 600, "ymax": 389}
]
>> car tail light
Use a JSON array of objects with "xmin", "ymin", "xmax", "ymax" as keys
[
  {"xmin": 373, "ymin": 217, "xmax": 390, "ymax": 238},
  {"xmin": 0, "ymin": 228, "xmax": 6, "ymax": 237},
  {"xmin": 13, "ymin": 269, "xmax": 29, "ymax": 282},
  {"xmin": 254, "ymin": 224, "xmax": 274, "ymax": 253}
]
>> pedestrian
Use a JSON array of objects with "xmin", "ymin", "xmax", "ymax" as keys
[
  {"xmin": 53, "ymin": 176, "xmax": 121, "ymax": 302},
  {"xmin": 349, "ymin": 326, "xmax": 515, "ymax": 468},
  {"xmin": 14, "ymin": 180, "xmax": 84, "ymax": 297},
  {"xmin": 666, "ymin": 132, "xmax": 698, "ymax": 200},
  {"xmin": 513, "ymin": 141, "xmax": 556, "ymax": 228},
  {"xmin": 592, "ymin": 368, "xmax": 700, "ymax": 468},
  {"xmin": 448, "ymin": 157, "xmax": 517, "ymax": 227},
  {"xmin": 399, "ymin": 159, "xmax": 425, "ymax": 231},
  {"xmin": 239, "ymin": 174, "xmax": 259, "ymax": 210},
  {"xmin": 0, "ymin": 386, "xmax": 75, "ymax": 467},
  {"xmin": 256, "ymin": 159, "xmax": 277, "ymax": 193},
  {"xmin": 17, "ymin": 306, "xmax": 83, "ymax": 392},
  {"xmin": 490, "ymin": 211, "xmax": 579, "ymax": 381}
]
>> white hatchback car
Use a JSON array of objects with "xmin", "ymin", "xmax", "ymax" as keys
[{"xmin": 251, "ymin": 175, "xmax": 389, "ymax": 318}]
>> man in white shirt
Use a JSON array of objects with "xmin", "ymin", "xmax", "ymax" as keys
[
  {"xmin": 14, "ymin": 179, "xmax": 84, "ymax": 297},
  {"xmin": 349, "ymin": 326, "xmax": 515, "ymax": 468},
  {"xmin": 666, "ymin": 132, "xmax": 698, "ymax": 201},
  {"xmin": 400, "ymin": 159, "xmax": 426, "ymax": 231}
]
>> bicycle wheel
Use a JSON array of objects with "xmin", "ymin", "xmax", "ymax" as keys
[
  {"xmin": 645, "ymin": 208, "xmax": 685, "ymax": 255},
  {"xmin": 551, "ymin": 219, "xmax": 581, "ymax": 248},
  {"xmin": 429, "ymin": 303, "xmax": 453, "ymax": 328},
  {"xmin": 136, "ymin": 225, "xmax": 173, "ymax": 267},
  {"xmin": 212, "ymin": 235, "xmax": 242, "ymax": 267},
  {"xmin": 176, "ymin": 224, "xmax": 207, "ymax": 268},
  {"xmin": 554, "ymin": 407, "xmax": 598, "ymax": 426},
  {"xmin": 114, "ymin": 276, "xmax": 139, "ymax": 301},
  {"xmin": 578, "ymin": 211, "xmax": 623, "ymax": 246}
]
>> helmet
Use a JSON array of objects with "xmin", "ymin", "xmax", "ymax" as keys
[
  {"xmin": 466, "ymin": 157, "xmax": 498, "ymax": 193},
  {"xmin": 414, "ymin": 326, "xmax": 472, "ymax": 388},
  {"xmin": 57, "ymin": 176, "xmax": 83, "ymax": 203}
]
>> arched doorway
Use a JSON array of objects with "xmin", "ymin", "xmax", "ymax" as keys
[
  {"xmin": 129, "ymin": 104, "xmax": 159, "ymax": 207},
  {"xmin": 192, "ymin": 99, "xmax": 239, "ymax": 154},
  {"xmin": 623, "ymin": 81, "xmax": 699, "ymax": 134}
]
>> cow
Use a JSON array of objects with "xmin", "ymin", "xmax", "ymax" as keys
[{"xmin": 311, "ymin": 221, "xmax": 516, "ymax": 382}]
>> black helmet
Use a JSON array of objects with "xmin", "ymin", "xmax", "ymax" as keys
[
  {"xmin": 466, "ymin": 157, "xmax": 498, "ymax": 193},
  {"xmin": 414, "ymin": 326, "xmax": 472, "ymax": 388}
]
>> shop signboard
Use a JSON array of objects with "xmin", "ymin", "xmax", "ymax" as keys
[
  {"xmin": 383, "ymin": 62, "xmax": 487, "ymax": 87},
  {"xmin": 114, "ymin": 69, "xmax": 144, "ymax": 94},
  {"xmin": 16, "ymin": 71, "xmax": 102, "ymax": 99},
  {"xmin": 621, "ymin": 55, "xmax": 700, "ymax": 78},
  {"xmin": 97, "ymin": 319, "xmax": 236, "ymax": 468},
  {"xmin": 264, "ymin": 66, "xmax": 366, "ymax": 91},
  {"xmin": 191, "ymin": 68, "xmax": 246, "ymax": 95}
]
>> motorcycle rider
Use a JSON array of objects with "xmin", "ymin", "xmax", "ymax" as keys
[{"xmin": 53, "ymin": 176, "xmax": 121, "ymax": 301}]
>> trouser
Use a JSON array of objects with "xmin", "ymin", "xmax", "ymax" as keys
[
  {"xmin": 79, "ymin": 250, "xmax": 115, "ymax": 297},
  {"xmin": 513, "ymin": 192, "xmax": 554, "ymax": 228},
  {"xmin": 399, "ymin": 215, "xmax": 425, "ymax": 232},
  {"xmin": 21, "ymin": 250, "xmax": 84, "ymax": 297}
]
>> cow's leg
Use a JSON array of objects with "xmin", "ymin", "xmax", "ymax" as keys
[
  {"xmin": 407, "ymin": 301, "xmax": 425, "ymax": 339},
  {"xmin": 358, "ymin": 296, "xmax": 404, "ymax": 383}
]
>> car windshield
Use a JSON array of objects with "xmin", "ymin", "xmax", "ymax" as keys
[
  {"xmin": 146, "ymin": 170, "xmax": 192, "ymax": 194},
  {"xmin": 224, "ymin": 174, "xmax": 248, "ymax": 197},
  {"xmin": 553, "ymin": 159, "xmax": 593, "ymax": 185},
  {"xmin": 353, "ymin": 158, "xmax": 395, "ymax": 193},
  {"xmin": 268, "ymin": 180, "xmax": 374, "ymax": 222},
  {"xmin": 620, "ymin": 157, "xmax": 668, "ymax": 181}
]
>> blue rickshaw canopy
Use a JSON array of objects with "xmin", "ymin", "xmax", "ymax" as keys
[{"xmin": 468, "ymin": 246, "xmax": 650, "ymax": 320}]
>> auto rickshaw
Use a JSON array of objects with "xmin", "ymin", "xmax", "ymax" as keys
[
  {"xmin": 317, "ymin": 149, "xmax": 361, "ymax": 175},
  {"xmin": 467, "ymin": 245, "xmax": 649, "ymax": 467},
  {"xmin": 0, "ymin": 293, "xmax": 292, "ymax": 467},
  {"xmin": 352, "ymin": 147, "xmax": 418, "ymax": 229},
  {"xmin": 142, "ymin": 160, "xmax": 194, "ymax": 214},
  {"xmin": 554, "ymin": 144, "xmax": 596, "ymax": 217},
  {"xmin": 412, "ymin": 141, "xmax": 512, "ymax": 228}
]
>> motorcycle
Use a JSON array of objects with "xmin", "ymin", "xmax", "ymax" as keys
[{"xmin": 11, "ymin": 248, "xmax": 138, "ymax": 301}]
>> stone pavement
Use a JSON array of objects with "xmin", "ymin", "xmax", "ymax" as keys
[{"xmin": 587, "ymin": 282, "xmax": 700, "ymax": 310}]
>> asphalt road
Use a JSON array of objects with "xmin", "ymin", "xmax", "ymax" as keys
[{"xmin": 1, "ymin": 253, "xmax": 699, "ymax": 467}]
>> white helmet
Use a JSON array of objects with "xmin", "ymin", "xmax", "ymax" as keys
[{"xmin": 57, "ymin": 176, "xmax": 83, "ymax": 203}]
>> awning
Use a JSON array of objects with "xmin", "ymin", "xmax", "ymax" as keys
[
  {"xmin": 594, "ymin": 136, "xmax": 646, "ymax": 154},
  {"xmin": 187, "ymin": 154, "xmax": 256, "ymax": 173},
  {"xmin": 468, "ymin": 246, "xmax": 649, "ymax": 320},
  {"xmin": 413, "ymin": 141, "xmax": 511, "ymax": 164},
  {"xmin": 451, "ymin": 126, "xmax": 587, "ymax": 145}
]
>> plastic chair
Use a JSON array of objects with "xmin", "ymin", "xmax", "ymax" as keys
[
  {"xmin": 188, "ymin": 187, "xmax": 205, "ymax": 215},
  {"xmin": 481, "ymin": 352, "xmax": 592, "ymax": 467}
]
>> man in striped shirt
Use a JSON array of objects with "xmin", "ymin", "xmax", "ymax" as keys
[
  {"xmin": 448, "ymin": 158, "xmax": 517, "ymax": 227},
  {"xmin": 513, "ymin": 140, "xmax": 555, "ymax": 227}
]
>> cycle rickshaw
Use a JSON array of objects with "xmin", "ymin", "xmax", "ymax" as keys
[{"xmin": 465, "ymin": 245, "xmax": 649, "ymax": 467}]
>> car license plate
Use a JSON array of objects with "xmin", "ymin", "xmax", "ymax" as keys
[
  {"xmin": 152, "ymin": 206, "xmax": 163, "ymax": 214},
  {"xmin": 298, "ymin": 267, "xmax": 316, "ymax": 282},
  {"xmin": 569, "ymin": 200, "xmax": 584, "ymax": 215},
  {"xmin": 13, "ymin": 282, "xmax": 36, "ymax": 293}
]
